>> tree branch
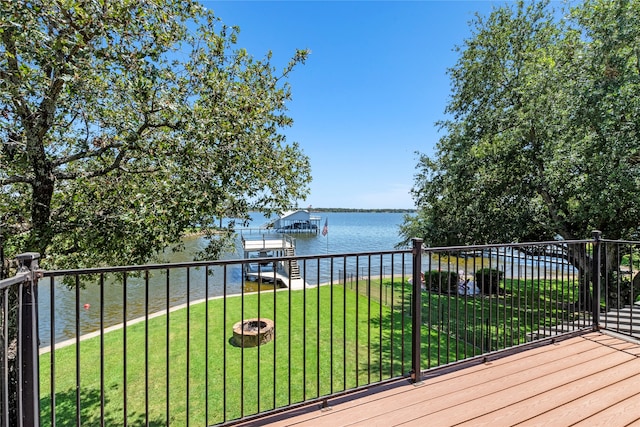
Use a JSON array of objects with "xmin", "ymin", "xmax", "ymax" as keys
[
  {"xmin": 54, "ymin": 148, "xmax": 128, "ymax": 180},
  {"xmin": 50, "ymin": 140, "xmax": 123, "ymax": 168},
  {"xmin": 1, "ymin": 26, "xmax": 33, "ymax": 124},
  {"xmin": 0, "ymin": 175, "xmax": 33, "ymax": 185},
  {"xmin": 52, "ymin": 116, "xmax": 181, "ymax": 180}
]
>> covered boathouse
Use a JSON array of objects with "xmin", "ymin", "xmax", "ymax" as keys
[{"xmin": 272, "ymin": 209, "xmax": 322, "ymax": 234}]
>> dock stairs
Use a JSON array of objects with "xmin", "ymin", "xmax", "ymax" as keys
[
  {"xmin": 527, "ymin": 301, "xmax": 640, "ymax": 342},
  {"xmin": 600, "ymin": 301, "xmax": 640, "ymax": 339},
  {"xmin": 284, "ymin": 247, "xmax": 302, "ymax": 280}
]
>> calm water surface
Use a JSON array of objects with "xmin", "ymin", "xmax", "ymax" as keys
[
  {"xmin": 239, "ymin": 211, "xmax": 409, "ymax": 255},
  {"xmin": 39, "ymin": 212, "xmax": 411, "ymax": 347}
]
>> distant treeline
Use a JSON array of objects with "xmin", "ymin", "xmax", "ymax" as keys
[{"xmin": 308, "ymin": 208, "xmax": 416, "ymax": 213}]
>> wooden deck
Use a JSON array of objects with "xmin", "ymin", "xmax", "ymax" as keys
[{"xmin": 237, "ymin": 332, "xmax": 640, "ymax": 426}]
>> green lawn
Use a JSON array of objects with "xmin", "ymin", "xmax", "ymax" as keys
[
  {"xmin": 39, "ymin": 282, "xmax": 469, "ymax": 426},
  {"xmin": 38, "ymin": 276, "xmax": 579, "ymax": 426},
  {"xmin": 419, "ymin": 276, "xmax": 583, "ymax": 359}
]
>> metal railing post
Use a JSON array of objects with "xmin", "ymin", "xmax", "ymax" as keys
[
  {"xmin": 591, "ymin": 231, "xmax": 602, "ymax": 331},
  {"xmin": 16, "ymin": 252, "xmax": 41, "ymax": 427},
  {"xmin": 0, "ymin": 243, "xmax": 5, "ymax": 280},
  {"xmin": 411, "ymin": 238, "xmax": 423, "ymax": 383}
]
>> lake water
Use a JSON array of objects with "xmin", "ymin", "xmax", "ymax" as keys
[
  {"xmin": 239, "ymin": 211, "xmax": 409, "ymax": 255},
  {"xmin": 167, "ymin": 211, "xmax": 410, "ymax": 259},
  {"xmin": 39, "ymin": 211, "xmax": 412, "ymax": 347}
]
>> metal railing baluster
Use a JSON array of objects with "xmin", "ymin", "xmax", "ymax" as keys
[{"xmin": 4, "ymin": 235, "xmax": 635, "ymax": 425}]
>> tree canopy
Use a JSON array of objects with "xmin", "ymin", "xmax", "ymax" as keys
[
  {"xmin": 0, "ymin": 0, "xmax": 311, "ymax": 268},
  {"xmin": 402, "ymin": 0, "xmax": 640, "ymax": 247}
]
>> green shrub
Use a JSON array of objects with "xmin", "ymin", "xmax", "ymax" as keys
[
  {"xmin": 474, "ymin": 268, "xmax": 504, "ymax": 294},
  {"xmin": 424, "ymin": 270, "xmax": 459, "ymax": 294}
]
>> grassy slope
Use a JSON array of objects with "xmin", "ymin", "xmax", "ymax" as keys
[
  {"xmin": 39, "ymin": 282, "xmax": 464, "ymax": 425},
  {"xmin": 39, "ymin": 277, "xmax": 577, "ymax": 426}
]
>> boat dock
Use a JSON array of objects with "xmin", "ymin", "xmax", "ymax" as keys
[
  {"xmin": 241, "ymin": 234, "xmax": 295, "ymax": 253},
  {"xmin": 270, "ymin": 209, "xmax": 322, "ymax": 234},
  {"xmin": 241, "ymin": 233, "xmax": 307, "ymax": 290}
]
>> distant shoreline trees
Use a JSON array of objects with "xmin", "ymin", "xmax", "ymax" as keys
[{"xmin": 308, "ymin": 208, "xmax": 416, "ymax": 213}]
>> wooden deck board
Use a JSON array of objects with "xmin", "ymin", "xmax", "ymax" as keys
[
  {"xmin": 516, "ymin": 375, "xmax": 640, "ymax": 426},
  {"xmin": 400, "ymin": 352, "xmax": 632, "ymax": 426},
  {"xmin": 463, "ymin": 358, "xmax": 640, "ymax": 426},
  {"xmin": 236, "ymin": 332, "xmax": 640, "ymax": 427},
  {"xmin": 570, "ymin": 394, "xmax": 640, "ymax": 426}
]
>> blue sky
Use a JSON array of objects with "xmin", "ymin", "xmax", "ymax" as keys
[{"xmin": 202, "ymin": 1, "xmax": 504, "ymax": 209}]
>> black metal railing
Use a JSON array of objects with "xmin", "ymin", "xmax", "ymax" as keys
[
  {"xmin": 0, "ymin": 253, "xmax": 41, "ymax": 427},
  {"xmin": 418, "ymin": 237, "xmax": 596, "ymax": 363},
  {"xmin": 35, "ymin": 246, "xmax": 417, "ymax": 426},
  {"xmin": 2, "ymin": 233, "xmax": 638, "ymax": 426},
  {"xmin": 598, "ymin": 237, "xmax": 640, "ymax": 338}
]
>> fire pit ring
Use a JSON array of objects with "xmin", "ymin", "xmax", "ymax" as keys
[{"xmin": 232, "ymin": 318, "xmax": 275, "ymax": 347}]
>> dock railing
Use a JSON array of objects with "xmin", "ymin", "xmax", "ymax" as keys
[
  {"xmin": 1, "ymin": 233, "xmax": 638, "ymax": 426},
  {"xmin": 240, "ymin": 232, "xmax": 296, "ymax": 253}
]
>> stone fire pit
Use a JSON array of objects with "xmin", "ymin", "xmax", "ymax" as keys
[{"xmin": 232, "ymin": 318, "xmax": 275, "ymax": 347}]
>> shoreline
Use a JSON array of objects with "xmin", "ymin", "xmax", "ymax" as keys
[{"xmin": 38, "ymin": 276, "xmax": 403, "ymax": 354}]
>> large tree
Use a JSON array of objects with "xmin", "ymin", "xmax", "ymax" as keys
[
  {"xmin": 402, "ymin": 0, "xmax": 640, "ymax": 246},
  {"xmin": 0, "ymin": 0, "xmax": 311, "ymax": 269},
  {"xmin": 401, "ymin": 0, "xmax": 640, "ymax": 306}
]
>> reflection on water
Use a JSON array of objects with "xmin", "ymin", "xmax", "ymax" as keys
[
  {"xmin": 243, "ymin": 280, "xmax": 287, "ymax": 293},
  {"xmin": 39, "ymin": 262, "xmax": 244, "ymax": 348}
]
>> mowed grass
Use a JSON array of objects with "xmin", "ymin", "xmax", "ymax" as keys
[
  {"xmin": 38, "ymin": 276, "xmax": 579, "ymax": 426},
  {"xmin": 39, "ymin": 281, "xmax": 469, "ymax": 426},
  {"xmin": 419, "ymin": 276, "xmax": 583, "ymax": 359}
]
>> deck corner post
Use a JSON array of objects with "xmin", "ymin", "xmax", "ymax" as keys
[
  {"xmin": 411, "ymin": 238, "xmax": 423, "ymax": 383},
  {"xmin": 16, "ymin": 252, "xmax": 41, "ymax": 427},
  {"xmin": 591, "ymin": 231, "xmax": 602, "ymax": 331}
]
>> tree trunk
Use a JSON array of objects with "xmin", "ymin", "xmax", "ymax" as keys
[
  {"xmin": 566, "ymin": 243, "xmax": 593, "ymax": 312},
  {"xmin": 26, "ymin": 129, "xmax": 55, "ymax": 255}
]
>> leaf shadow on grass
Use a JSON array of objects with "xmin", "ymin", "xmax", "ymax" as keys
[
  {"xmin": 374, "ymin": 286, "xmax": 487, "ymax": 373},
  {"xmin": 40, "ymin": 384, "xmax": 166, "ymax": 427}
]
